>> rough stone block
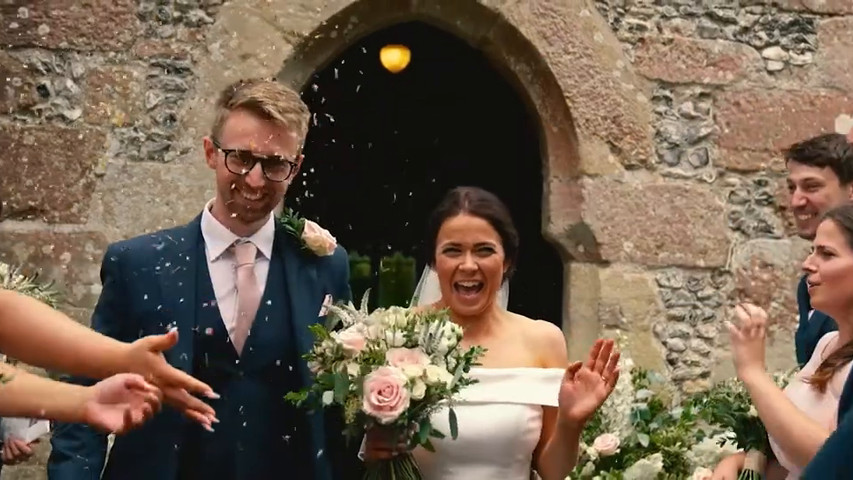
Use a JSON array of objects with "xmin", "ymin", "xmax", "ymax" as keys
[
  {"xmin": 0, "ymin": 0, "xmax": 139, "ymax": 51},
  {"xmin": 598, "ymin": 266, "xmax": 666, "ymax": 372},
  {"xmin": 0, "ymin": 124, "xmax": 107, "ymax": 224},
  {"xmin": 0, "ymin": 51, "xmax": 38, "ymax": 114},
  {"xmin": 132, "ymin": 39, "xmax": 195, "ymax": 60},
  {"xmin": 716, "ymin": 148, "xmax": 786, "ymax": 173},
  {"xmin": 816, "ymin": 18, "xmax": 853, "ymax": 94},
  {"xmin": 766, "ymin": 0, "xmax": 853, "ymax": 14},
  {"xmin": 716, "ymin": 89, "xmax": 853, "ymax": 152},
  {"xmin": 634, "ymin": 36, "xmax": 761, "ymax": 85},
  {"xmin": 730, "ymin": 238, "xmax": 810, "ymax": 332},
  {"xmin": 0, "ymin": 229, "xmax": 108, "ymax": 309},
  {"xmin": 84, "ymin": 66, "xmax": 144, "ymax": 126},
  {"xmin": 580, "ymin": 178, "xmax": 730, "ymax": 267}
]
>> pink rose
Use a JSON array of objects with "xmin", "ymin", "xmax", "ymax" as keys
[
  {"xmin": 302, "ymin": 220, "xmax": 337, "ymax": 256},
  {"xmin": 334, "ymin": 325, "xmax": 366, "ymax": 356},
  {"xmin": 362, "ymin": 366, "xmax": 411, "ymax": 424},
  {"xmin": 592, "ymin": 433, "xmax": 620, "ymax": 457},
  {"xmin": 385, "ymin": 348, "xmax": 430, "ymax": 378}
]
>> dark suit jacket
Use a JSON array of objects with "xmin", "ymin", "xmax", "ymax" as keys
[
  {"xmin": 47, "ymin": 214, "xmax": 362, "ymax": 480},
  {"xmin": 802, "ymin": 371, "xmax": 853, "ymax": 478}
]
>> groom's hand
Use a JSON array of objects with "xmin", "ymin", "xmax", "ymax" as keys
[{"xmin": 123, "ymin": 329, "xmax": 219, "ymax": 428}]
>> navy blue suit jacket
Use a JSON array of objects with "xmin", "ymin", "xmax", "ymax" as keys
[
  {"xmin": 47, "ymin": 215, "xmax": 359, "ymax": 480},
  {"xmin": 802, "ymin": 385, "xmax": 853, "ymax": 478}
]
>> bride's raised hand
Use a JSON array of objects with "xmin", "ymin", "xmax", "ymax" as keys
[{"xmin": 557, "ymin": 339, "xmax": 620, "ymax": 426}]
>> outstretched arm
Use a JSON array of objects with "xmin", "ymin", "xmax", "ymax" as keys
[
  {"xmin": 0, "ymin": 289, "xmax": 217, "ymax": 424},
  {"xmin": 0, "ymin": 363, "xmax": 158, "ymax": 432},
  {"xmin": 729, "ymin": 304, "xmax": 831, "ymax": 469},
  {"xmin": 0, "ymin": 289, "xmax": 126, "ymax": 378}
]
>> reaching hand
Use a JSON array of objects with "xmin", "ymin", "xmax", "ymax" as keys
[
  {"xmin": 123, "ymin": 329, "xmax": 219, "ymax": 428},
  {"xmin": 725, "ymin": 303, "xmax": 767, "ymax": 381},
  {"xmin": 1, "ymin": 437, "xmax": 35, "ymax": 466},
  {"xmin": 82, "ymin": 373, "xmax": 162, "ymax": 435},
  {"xmin": 711, "ymin": 452, "xmax": 744, "ymax": 480},
  {"xmin": 558, "ymin": 339, "xmax": 620, "ymax": 426}
]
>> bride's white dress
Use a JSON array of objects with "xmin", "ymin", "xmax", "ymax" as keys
[{"xmin": 412, "ymin": 367, "xmax": 564, "ymax": 480}]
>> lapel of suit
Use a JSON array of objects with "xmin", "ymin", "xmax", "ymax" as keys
[
  {"xmin": 155, "ymin": 215, "xmax": 202, "ymax": 373},
  {"xmin": 279, "ymin": 231, "xmax": 323, "ymax": 385},
  {"xmin": 278, "ymin": 231, "xmax": 333, "ymax": 480}
]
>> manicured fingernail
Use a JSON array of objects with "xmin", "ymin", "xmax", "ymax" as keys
[
  {"xmin": 209, "ymin": 415, "xmax": 220, "ymax": 424},
  {"xmin": 205, "ymin": 391, "xmax": 220, "ymax": 399},
  {"xmin": 204, "ymin": 423, "xmax": 215, "ymax": 432}
]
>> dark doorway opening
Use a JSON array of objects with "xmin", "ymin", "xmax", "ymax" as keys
[{"xmin": 289, "ymin": 21, "xmax": 564, "ymax": 326}]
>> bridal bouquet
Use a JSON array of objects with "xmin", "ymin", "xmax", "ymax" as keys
[{"xmin": 286, "ymin": 291, "xmax": 485, "ymax": 480}]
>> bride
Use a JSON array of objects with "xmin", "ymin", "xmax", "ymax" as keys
[{"xmin": 364, "ymin": 186, "xmax": 620, "ymax": 480}]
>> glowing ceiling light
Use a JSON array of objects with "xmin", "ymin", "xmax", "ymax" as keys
[{"xmin": 380, "ymin": 44, "xmax": 411, "ymax": 73}]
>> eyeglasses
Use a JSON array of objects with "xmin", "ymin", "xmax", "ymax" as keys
[{"xmin": 212, "ymin": 139, "xmax": 299, "ymax": 182}]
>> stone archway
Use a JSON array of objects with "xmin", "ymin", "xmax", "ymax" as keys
[{"xmin": 176, "ymin": 0, "xmax": 655, "ymax": 359}]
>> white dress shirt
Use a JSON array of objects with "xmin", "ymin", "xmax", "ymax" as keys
[{"xmin": 200, "ymin": 200, "xmax": 275, "ymax": 344}]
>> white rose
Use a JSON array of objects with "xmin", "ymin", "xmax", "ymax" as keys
[
  {"xmin": 301, "ymin": 220, "xmax": 337, "ymax": 256},
  {"xmin": 592, "ymin": 433, "xmax": 620, "ymax": 457},
  {"xmin": 691, "ymin": 467, "xmax": 713, "ymax": 480},
  {"xmin": 424, "ymin": 364, "xmax": 454, "ymax": 387},
  {"xmin": 322, "ymin": 390, "xmax": 334, "ymax": 406},
  {"xmin": 436, "ymin": 323, "xmax": 461, "ymax": 353},
  {"xmin": 410, "ymin": 379, "xmax": 426, "ymax": 400},
  {"xmin": 346, "ymin": 361, "xmax": 360, "ymax": 378},
  {"xmin": 383, "ymin": 306, "xmax": 410, "ymax": 328}
]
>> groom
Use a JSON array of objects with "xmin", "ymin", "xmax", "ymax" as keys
[
  {"xmin": 785, "ymin": 132, "xmax": 853, "ymax": 364},
  {"xmin": 48, "ymin": 78, "xmax": 362, "ymax": 479}
]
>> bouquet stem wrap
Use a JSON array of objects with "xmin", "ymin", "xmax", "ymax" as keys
[
  {"xmin": 739, "ymin": 450, "xmax": 767, "ymax": 480},
  {"xmin": 364, "ymin": 452, "xmax": 423, "ymax": 480}
]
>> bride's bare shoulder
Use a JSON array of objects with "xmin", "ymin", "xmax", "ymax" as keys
[
  {"xmin": 508, "ymin": 312, "xmax": 567, "ymax": 358},
  {"xmin": 508, "ymin": 312, "xmax": 566, "ymax": 345}
]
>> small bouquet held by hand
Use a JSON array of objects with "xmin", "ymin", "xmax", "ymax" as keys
[
  {"xmin": 285, "ymin": 292, "xmax": 485, "ymax": 480},
  {"xmin": 691, "ymin": 369, "xmax": 796, "ymax": 480}
]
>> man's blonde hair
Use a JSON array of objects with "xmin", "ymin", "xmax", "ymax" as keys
[{"xmin": 210, "ymin": 78, "xmax": 311, "ymax": 148}]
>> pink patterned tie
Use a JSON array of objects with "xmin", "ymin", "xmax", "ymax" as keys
[{"xmin": 232, "ymin": 240, "xmax": 260, "ymax": 355}]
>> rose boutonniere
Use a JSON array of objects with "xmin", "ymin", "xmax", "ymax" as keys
[{"xmin": 278, "ymin": 208, "xmax": 337, "ymax": 256}]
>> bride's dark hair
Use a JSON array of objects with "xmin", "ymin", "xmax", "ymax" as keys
[
  {"xmin": 805, "ymin": 202, "xmax": 853, "ymax": 393},
  {"xmin": 425, "ymin": 186, "xmax": 519, "ymax": 282}
]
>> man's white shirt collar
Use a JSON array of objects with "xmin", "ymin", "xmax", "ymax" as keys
[{"xmin": 200, "ymin": 199, "xmax": 275, "ymax": 262}]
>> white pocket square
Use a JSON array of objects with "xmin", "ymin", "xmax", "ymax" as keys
[{"xmin": 318, "ymin": 294, "xmax": 333, "ymax": 317}]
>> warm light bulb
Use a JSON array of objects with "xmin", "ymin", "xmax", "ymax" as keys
[{"xmin": 380, "ymin": 44, "xmax": 411, "ymax": 73}]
